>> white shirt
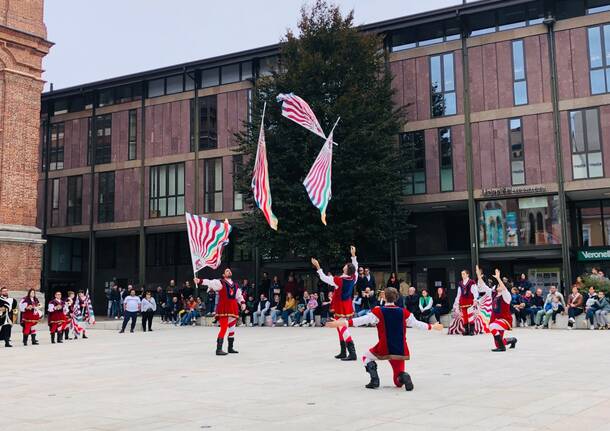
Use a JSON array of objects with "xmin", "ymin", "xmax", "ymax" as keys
[
  {"xmin": 317, "ymin": 256, "xmax": 359, "ymax": 288},
  {"xmin": 141, "ymin": 297, "xmax": 156, "ymax": 312},
  {"xmin": 123, "ymin": 295, "xmax": 141, "ymax": 312}
]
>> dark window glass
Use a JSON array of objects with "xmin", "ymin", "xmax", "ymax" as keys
[
  {"xmin": 53, "ymin": 99, "xmax": 68, "ymax": 115},
  {"xmin": 439, "ymin": 128, "xmax": 453, "ymax": 192},
  {"xmin": 98, "ymin": 88, "xmax": 114, "ymax": 107},
  {"xmin": 221, "ymin": 64, "xmax": 240, "ymax": 84},
  {"xmin": 233, "ymin": 155, "xmax": 244, "ymax": 211},
  {"xmin": 51, "ymin": 178, "xmax": 60, "ymax": 227},
  {"xmin": 146, "ymin": 232, "xmax": 190, "ymax": 267},
  {"xmin": 241, "ymin": 61, "xmax": 253, "ymax": 80},
  {"xmin": 148, "ymin": 78, "xmax": 165, "ymax": 97},
  {"xmin": 570, "ymin": 108, "xmax": 604, "ymax": 179},
  {"xmin": 165, "ymin": 75, "xmax": 183, "ymax": 94},
  {"xmin": 41, "ymin": 121, "xmax": 48, "ymax": 171},
  {"xmin": 49, "ymin": 122, "xmax": 64, "ymax": 171},
  {"xmin": 93, "ymin": 114, "xmax": 112, "ymax": 165},
  {"xmin": 202, "ymin": 68, "xmax": 220, "ymax": 87},
  {"xmin": 98, "ymin": 171, "xmax": 115, "ymax": 223},
  {"xmin": 431, "ymin": 53, "xmax": 457, "ymax": 117},
  {"xmin": 205, "ymin": 158, "xmax": 223, "ymax": 212},
  {"xmin": 128, "ymin": 109, "xmax": 137, "ymax": 160},
  {"xmin": 67, "ymin": 175, "xmax": 82, "ymax": 226},
  {"xmin": 400, "ymin": 131, "xmax": 426, "ymax": 195},
  {"xmin": 50, "ymin": 238, "xmax": 82, "ymax": 272},
  {"xmin": 96, "ymin": 238, "xmax": 116, "ymax": 269},
  {"xmin": 588, "ymin": 0, "xmax": 610, "ymax": 14},
  {"xmin": 149, "ymin": 163, "xmax": 185, "ymax": 218},
  {"xmin": 69, "ymin": 95, "xmax": 85, "ymax": 112},
  {"xmin": 190, "ymin": 96, "xmax": 218, "ymax": 150},
  {"xmin": 509, "ymin": 118, "xmax": 525, "ymax": 185},
  {"xmin": 116, "ymin": 85, "xmax": 133, "ymax": 103}
]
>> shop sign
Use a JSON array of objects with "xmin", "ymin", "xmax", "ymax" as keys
[
  {"xmin": 481, "ymin": 186, "xmax": 547, "ymax": 198},
  {"xmin": 578, "ymin": 249, "xmax": 610, "ymax": 261}
]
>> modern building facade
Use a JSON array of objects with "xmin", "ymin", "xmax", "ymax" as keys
[{"xmin": 39, "ymin": 0, "xmax": 610, "ymax": 310}]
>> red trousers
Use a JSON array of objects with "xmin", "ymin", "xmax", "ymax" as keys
[
  {"xmin": 217, "ymin": 316, "xmax": 237, "ymax": 339},
  {"xmin": 389, "ymin": 360, "xmax": 406, "ymax": 387},
  {"xmin": 22, "ymin": 321, "xmax": 38, "ymax": 335}
]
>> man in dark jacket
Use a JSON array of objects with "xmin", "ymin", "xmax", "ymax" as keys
[
  {"xmin": 404, "ymin": 286, "xmax": 420, "ymax": 319},
  {"xmin": 258, "ymin": 272, "xmax": 271, "ymax": 299}
]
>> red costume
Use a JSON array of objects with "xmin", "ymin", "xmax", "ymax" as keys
[
  {"xmin": 19, "ymin": 297, "xmax": 42, "ymax": 337},
  {"xmin": 47, "ymin": 298, "xmax": 65, "ymax": 335},
  {"xmin": 480, "ymin": 280, "xmax": 517, "ymax": 351},
  {"xmin": 453, "ymin": 278, "xmax": 478, "ymax": 335}
]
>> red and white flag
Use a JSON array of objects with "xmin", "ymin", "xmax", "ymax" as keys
[
  {"xmin": 277, "ymin": 93, "xmax": 326, "ymax": 139},
  {"xmin": 185, "ymin": 213, "xmax": 232, "ymax": 273}
]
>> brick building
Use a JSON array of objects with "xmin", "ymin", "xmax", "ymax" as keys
[
  {"xmin": 0, "ymin": 0, "xmax": 51, "ymax": 295},
  {"xmin": 39, "ymin": 0, "xmax": 610, "ymax": 310}
]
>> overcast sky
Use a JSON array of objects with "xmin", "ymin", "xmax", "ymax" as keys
[{"xmin": 42, "ymin": 0, "xmax": 472, "ymax": 91}]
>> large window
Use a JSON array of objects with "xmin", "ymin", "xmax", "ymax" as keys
[
  {"xmin": 98, "ymin": 171, "xmax": 115, "ymax": 223},
  {"xmin": 190, "ymin": 96, "xmax": 218, "ymax": 150},
  {"xmin": 149, "ymin": 163, "xmax": 185, "ymax": 218},
  {"xmin": 205, "ymin": 158, "xmax": 223, "ymax": 212},
  {"xmin": 49, "ymin": 123, "xmax": 64, "ymax": 171},
  {"xmin": 439, "ymin": 128, "xmax": 453, "ymax": 192},
  {"xmin": 128, "ymin": 109, "xmax": 137, "ymax": 160},
  {"xmin": 233, "ymin": 155, "xmax": 244, "ymax": 211},
  {"xmin": 146, "ymin": 232, "xmax": 190, "ymax": 267},
  {"xmin": 587, "ymin": 24, "xmax": 610, "ymax": 95},
  {"xmin": 400, "ymin": 131, "xmax": 426, "ymax": 195},
  {"xmin": 512, "ymin": 40, "xmax": 528, "ymax": 105},
  {"xmin": 575, "ymin": 200, "xmax": 610, "ymax": 247},
  {"xmin": 88, "ymin": 114, "xmax": 112, "ymax": 165},
  {"xmin": 569, "ymin": 108, "xmax": 603, "ymax": 179},
  {"xmin": 51, "ymin": 178, "xmax": 59, "ymax": 227},
  {"xmin": 67, "ymin": 175, "xmax": 82, "ymax": 226},
  {"xmin": 478, "ymin": 196, "xmax": 562, "ymax": 248},
  {"xmin": 509, "ymin": 118, "xmax": 525, "ymax": 185},
  {"xmin": 430, "ymin": 53, "xmax": 456, "ymax": 117},
  {"xmin": 50, "ymin": 238, "xmax": 82, "ymax": 272}
]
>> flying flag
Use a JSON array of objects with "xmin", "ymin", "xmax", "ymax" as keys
[
  {"xmin": 277, "ymin": 93, "xmax": 326, "ymax": 140},
  {"xmin": 185, "ymin": 213, "xmax": 232, "ymax": 273},
  {"xmin": 303, "ymin": 118, "xmax": 340, "ymax": 225},
  {"xmin": 251, "ymin": 102, "xmax": 279, "ymax": 230}
]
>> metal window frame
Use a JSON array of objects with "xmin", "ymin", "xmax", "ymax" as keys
[
  {"xmin": 511, "ymin": 39, "xmax": 529, "ymax": 106},
  {"xmin": 430, "ymin": 52, "xmax": 457, "ymax": 118},
  {"xmin": 128, "ymin": 109, "xmax": 137, "ymax": 160},
  {"xmin": 66, "ymin": 175, "xmax": 83, "ymax": 226},
  {"xmin": 587, "ymin": 24, "xmax": 610, "ymax": 94},
  {"xmin": 149, "ymin": 162, "xmax": 185, "ymax": 218},
  {"xmin": 233, "ymin": 155, "xmax": 244, "ymax": 211},
  {"xmin": 400, "ymin": 131, "xmax": 426, "ymax": 195},
  {"xmin": 204, "ymin": 157, "xmax": 223, "ymax": 213},
  {"xmin": 569, "ymin": 107, "xmax": 605, "ymax": 179},
  {"xmin": 49, "ymin": 122, "xmax": 65, "ymax": 171},
  {"xmin": 438, "ymin": 127, "xmax": 454, "ymax": 192},
  {"xmin": 508, "ymin": 117, "xmax": 526, "ymax": 185},
  {"xmin": 97, "ymin": 171, "xmax": 115, "ymax": 223}
]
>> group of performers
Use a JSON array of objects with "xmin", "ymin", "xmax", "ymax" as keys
[{"xmin": 0, "ymin": 288, "xmax": 94, "ymax": 347}]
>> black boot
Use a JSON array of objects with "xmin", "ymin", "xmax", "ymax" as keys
[
  {"xmin": 227, "ymin": 337, "xmax": 239, "ymax": 354},
  {"xmin": 341, "ymin": 340, "xmax": 357, "ymax": 361},
  {"xmin": 64, "ymin": 329, "xmax": 71, "ymax": 340},
  {"xmin": 468, "ymin": 323, "xmax": 476, "ymax": 336},
  {"xmin": 31, "ymin": 334, "xmax": 39, "ymax": 345},
  {"xmin": 82, "ymin": 332, "xmax": 88, "ymax": 339},
  {"xmin": 4, "ymin": 340, "xmax": 12, "ymax": 348},
  {"xmin": 398, "ymin": 372, "xmax": 415, "ymax": 391},
  {"xmin": 23, "ymin": 334, "xmax": 28, "ymax": 346},
  {"xmin": 505, "ymin": 337, "xmax": 517, "ymax": 349},
  {"xmin": 364, "ymin": 361, "xmax": 380, "ymax": 389},
  {"xmin": 491, "ymin": 334, "xmax": 506, "ymax": 352},
  {"xmin": 57, "ymin": 331, "xmax": 63, "ymax": 343},
  {"xmin": 334, "ymin": 341, "xmax": 347, "ymax": 359},
  {"xmin": 462, "ymin": 322, "xmax": 469, "ymax": 336},
  {"xmin": 215, "ymin": 338, "xmax": 228, "ymax": 356},
  {"xmin": 51, "ymin": 333, "xmax": 55, "ymax": 344}
]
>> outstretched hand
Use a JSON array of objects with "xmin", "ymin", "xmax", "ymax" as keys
[
  {"xmin": 325, "ymin": 319, "xmax": 347, "ymax": 329},
  {"xmin": 311, "ymin": 258, "xmax": 321, "ymax": 270},
  {"xmin": 493, "ymin": 268, "xmax": 501, "ymax": 280},
  {"xmin": 475, "ymin": 264, "xmax": 483, "ymax": 279},
  {"xmin": 193, "ymin": 277, "xmax": 201, "ymax": 285},
  {"xmin": 350, "ymin": 245, "xmax": 356, "ymax": 257},
  {"xmin": 432, "ymin": 323, "xmax": 444, "ymax": 331}
]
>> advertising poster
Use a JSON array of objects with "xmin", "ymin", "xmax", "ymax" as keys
[
  {"xmin": 506, "ymin": 211, "xmax": 519, "ymax": 247},
  {"xmin": 484, "ymin": 209, "xmax": 504, "ymax": 247}
]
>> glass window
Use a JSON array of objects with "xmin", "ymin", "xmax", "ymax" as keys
[
  {"xmin": 67, "ymin": 176, "xmax": 82, "ymax": 226},
  {"xmin": 233, "ymin": 155, "xmax": 244, "ymax": 211},
  {"xmin": 98, "ymin": 171, "xmax": 115, "ymax": 223},
  {"xmin": 512, "ymin": 40, "xmax": 528, "ymax": 105},
  {"xmin": 205, "ymin": 158, "xmax": 223, "ymax": 212},
  {"xmin": 148, "ymin": 78, "xmax": 165, "ymax": 98},
  {"xmin": 588, "ymin": 0, "xmax": 610, "ymax": 14},
  {"xmin": 588, "ymin": 24, "xmax": 610, "ymax": 94},
  {"xmin": 431, "ymin": 53, "xmax": 457, "ymax": 117},
  {"xmin": 149, "ymin": 163, "xmax": 185, "ymax": 218},
  {"xmin": 50, "ymin": 238, "xmax": 82, "ymax": 272},
  {"xmin": 241, "ymin": 61, "xmax": 253, "ymax": 80},
  {"xmin": 478, "ymin": 196, "xmax": 562, "ymax": 248},
  {"xmin": 185, "ymin": 73, "xmax": 195, "ymax": 91},
  {"xmin": 90, "ymin": 114, "xmax": 112, "ymax": 165},
  {"xmin": 49, "ymin": 123, "xmax": 64, "ymax": 171},
  {"xmin": 221, "ymin": 64, "xmax": 240, "ymax": 84},
  {"xmin": 569, "ymin": 108, "xmax": 604, "ymax": 179},
  {"xmin": 53, "ymin": 99, "xmax": 68, "ymax": 115},
  {"xmin": 98, "ymin": 88, "xmax": 115, "ymax": 107},
  {"xmin": 52, "ymin": 178, "xmax": 60, "ymax": 210},
  {"xmin": 509, "ymin": 118, "xmax": 525, "ymax": 185},
  {"xmin": 258, "ymin": 56, "xmax": 278, "ymax": 77},
  {"xmin": 190, "ymin": 96, "xmax": 218, "ymax": 150},
  {"xmin": 128, "ymin": 109, "xmax": 137, "ymax": 160},
  {"xmin": 400, "ymin": 131, "xmax": 426, "ymax": 195},
  {"xmin": 439, "ymin": 128, "xmax": 453, "ymax": 192},
  {"xmin": 498, "ymin": 5, "xmax": 527, "ymax": 31},
  {"xmin": 201, "ymin": 68, "xmax": 219, "ymax": 88},
  {"xmin": 165, "ymin": 75, "xmax": 183, "ymax": 94}
]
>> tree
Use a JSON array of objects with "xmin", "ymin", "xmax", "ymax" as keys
[{"xmin": 235, "ymin": 0, "xmax": 407, "ymax": 268}]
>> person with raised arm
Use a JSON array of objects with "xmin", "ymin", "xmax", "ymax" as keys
[{"xmin": 311, "ymin": 245, "xmax": 359, "ymax": 361}]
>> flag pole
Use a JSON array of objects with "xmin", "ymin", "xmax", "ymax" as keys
[{"xmin": 330, "ymin": 117, "xmax": 340, "ymax": 146}]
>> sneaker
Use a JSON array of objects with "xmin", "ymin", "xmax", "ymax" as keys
[
  {"xmin": 524, "ymin": 322, "xmax": 529, "ymax": 328},
  {"xmin": 272, "ymin": 324, "xmax": 276, "ymax": 327},
  {"xmin": 590, "ymin": 325, "xmax": 596, "ymax": 330},
  {"xmin": 283, "ymin": 324, "xmax": 288, "ymax": 327}
]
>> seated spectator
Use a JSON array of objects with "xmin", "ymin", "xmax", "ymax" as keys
[
  {"xmin": 566, "ymin": 284, "xmax": 584, "ymax": 329},
  {"xmin": 535, "ymin": 285, "xmax": 565, "ymax": 329},
  {"xmin": 280, "ymin": 292, "xmax": 297, "ymax": 326},
  {"xmin": 404, "ymin": 286, "xmax": 419, "ymax": 319},
  {"xmin": 301, "ymin": 292, "xmax": 318, "ymax": 326},
  {"xmin": 432, "ymin": 287, "xmax": 449, "ymax": 325},
  {"xmin": 319, "ymin": 292, "xmax": 332, "ymax": 326},
  {"xmin": 292, "ymin": 292, "xmax": 308, "ymax": 326},
  {"xmin": 594, "ymin": 291, "xmax": 610, "ymax": 329},
  {"xmin": 253, "ymin": 293, "xmax": 270, "ymax": 327},
  {"xmin": 516, "ymin": 273, "xmax": 532, "ymax": 295},
  {"xmin": 529, "ymin": 288, "xmax": 544, "ymax": 326},
  {"xmin": 270, "ymin": 294, "xmax": 283, "ymax": 327},
  {"xmin": 521, "ymin": 290, "xmax": 534, "ymax": 327},
  {"xmin": 168, "ymin": 296, "xmax": 182, "ymax": 325},
  {"xmin": 357, "ymin": 287, "xmax": 375, "ymax": 317},
  {"xmin": 244, "ymin": 294, "xmax": 257, "ymax": 326},
  {"xmin": 585, "ymin": 287, "xmax": 599, "ymax": 330},
  {"xmin": 510, "ymin": 287, "xmax": 527, "ymax": 327},
  {"xmin": 377, "ymin": 290, "xmax": 386, "ymax": 307},
  {"xmin": 180, "ymin": 295, "xmax": 198, "ymax": 326},
  {"xmin": 205, "ymin": 289, "xmax": 216, "ymax": 316},
  {"xmin": 352, "ymin": 291, "xmax": 362, "ymax": 314},
  {"xmin": 270, "ymin": 275, "xmax": 282, "ymax": 300},
  {"xmin": 418, "ymin": 289, "xmax": 433, "ymax": 323}
]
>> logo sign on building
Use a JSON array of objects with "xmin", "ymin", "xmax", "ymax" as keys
[
  {"xmin": 481, "ymin": 186, "xmax": 547, "ymax": 198},
  {"xmin": 577, "ymin": 249, "xmax": 610, "ymax": 261}
]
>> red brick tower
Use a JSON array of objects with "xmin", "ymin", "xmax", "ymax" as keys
[{"xmin": 0, "ymin": 0, "xmax": 52, "ymax": 292}]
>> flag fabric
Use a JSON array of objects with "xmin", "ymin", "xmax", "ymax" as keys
[
  {"xmin": 185, "ymin": 213, "xmax": 232, "ymax": 273},
  {"xmin": 251, "ymin": 103, "xmax": 279, "ymax": 230},
  {"xmin": 277, "ymin": 93, "xmax": 326, "ymax": 139},
  {"xmin": 303, "ymin": 130, "xmax": 334, "ymax": 225}
]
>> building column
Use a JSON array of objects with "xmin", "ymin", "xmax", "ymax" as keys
[{"xmin": 138, "ymin": 80, "xmax": 147, "ymax": 288}]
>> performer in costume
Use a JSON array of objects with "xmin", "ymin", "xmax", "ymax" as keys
[
  {"xmin": 327, "ymin": 287, "xmax": 443, "ymax": 390},
  {"xmin": 73, "ymin": 290, "xmax": 95, "ymax": 339},
  {"xmin": 0, "ymin": 287, "xmax": 18, "ymax": 347},
  {"xmin": 452, "ymin": 269, "xmax": 479, "ymax": 336},
  {"xmin": 194, "ymin": 268, "xmax": 246, "ymax": 356},
  {"xmin": 476, "ymin": 266, "xmax": 517, "ymax": 352},
  {"xmin": 19, "ymin": 288, "xmax": 42, "ymax": 346},
  {"xmin": 311, "ymin": 245, "xmax": 358, "ymax": 361},
  {"xmin": 48, "ymin": 291, "xmax": 66, "ymax": 344},
  {"xmin": 63, "ymin": 291, "xmax": 76, "ymax": 340}
]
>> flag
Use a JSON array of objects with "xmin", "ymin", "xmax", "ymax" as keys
[
  {"xmin": 185, "ymin": 213, "xmax": 232, "ymax": 273},
  {"xmin": 303, "ymin": 130, "xmax": 334, "ymax": 225},
  {"xmin": 277, "ymin": 93, "xmax": 326, "ymax": 139},
  {"xmin": 251, "ymin": 103, "xmax": 279, "ymax": 230}
]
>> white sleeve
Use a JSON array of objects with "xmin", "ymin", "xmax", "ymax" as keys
[
  {"xmin": 470, "ymin": 284, "xmax": 479, "ymax": 298},
  {"xmin": 151, "ymin": 299, "xmax": 157, "ymax": 311},
  {"xmin": 477, "ymin": 279, "xmax": 492, "ymax": 296},
  {"xmin": 407, "ymin": 313, "xmax": 432, "ymax": 330},
  {"xmin": 236, "ymin": 288, "xmax": 245, "ymax": 304},
  {"xmin": 19, "ymin": 299, "xmax": 27, "ymax": 312},
  {"xmin": 317, "ymin": 269, "xmax": 338, "ymax": 288},
  {"xmin": 419, "ymin": 301, "xmax": 424, "ymax": 312},
  {"xmin": 453, "ymin": 288, "xmax": 460, "ymax": 309},
  {"xmin": 424, "ymin": 300, "xmax": 433, "ymax": 311},
  {"xmin": 351, "ymin": 256, "xmax": 358, "ymax": 274},
  {"xmin": 47, "ymin": 303, "xmax": 54, "ymax": 313},
  {"xmin": 501, "ymin": 288, "xmax": 511, "ymax": 304},
  {"xmin": 202, "ymin": 279, "xmax": 222, "ymax": 291},
  {"xmin": 350, "ymin": 313, "xmax": 379, "ymax": 327}
]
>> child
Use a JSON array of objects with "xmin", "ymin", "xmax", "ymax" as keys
[
  {"xmin": 292, "ymin": 293, "xmax": 307, "ymax": 326},
  {"xmin": 327, "ymin": 287, "xmax": 443, "ymax": 390},
  {"xmin": 302, "ymin": 293, "xmax": 318, "ymax": 326}
]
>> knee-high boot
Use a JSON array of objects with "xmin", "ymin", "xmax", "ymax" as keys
[
  {"xmin": 364, "ymin": 361, "xmax": 380, "ymax": 389},
  {"xmin": 23, "ymin": 334, "xmax": 28, "ymax": 346}
]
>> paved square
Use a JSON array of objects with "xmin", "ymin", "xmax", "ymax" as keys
[{"xmin": 5, "ymin": 325, "xmax": 610, "ymax": 431}]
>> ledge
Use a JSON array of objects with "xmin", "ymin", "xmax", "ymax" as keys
[{"xmin": 0, "ymin": 224, "xmax": 46, "ymax": 245}]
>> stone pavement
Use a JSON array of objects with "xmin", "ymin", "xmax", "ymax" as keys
[{"xmin": 4, "ymin": 324, "xmax": 610, "ymax": 431}]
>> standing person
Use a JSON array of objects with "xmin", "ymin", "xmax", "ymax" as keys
[
  {"xmin": 47, "ymin": 291, "xmax": 66, "ymax": 344},
  {"xmin": 327, "ymin": 287, "xmax": 443, "ymax": 390},
  {"xmin": 194, "ymin": 268, "xmax": 246, "ymax": 356},
  {"xmin": 120, "ymin": 287, "xmax": 141, "ymax": 334},
  {"xmin": 73, "ymin": 290, "xmax": 95, "ymax": 339},
  {"xmin": 356, "ymin": 267, "xmax": 367, "ymax": 296},
  {"xmin": 386, "ymin": 272, "xmax": 400, "ymax": 289},
  {"xmin": 477, "ymin": 266, "xmax": 517, "ymax": 352},
  {"xmin": 432, "ymin": 287, "xmax": 449, "ymax": 325},
  {"xmin": 110, "ymin": 285, "xmax": 121, "ymax": 319},
  {"xmin": 141, "ymin": 291, "xmax": 157, "ymax": 332},
  {"xmin": 516, "ymin": 273, "xmax": 532, "ymax": 295},
  {"xmin": 0, "ymin": 287, "xmax": 18, "ymax": 347},
  {"xmin": 284, "ymin": 274, "xmax": 298, "ymax": 299},
  {"xmin": 63, "ymin": 291, "xmax": 76, "ymax": 341},
  {"xmin": 364, "ymin": 267, "xmax": 376, "ymax": 291},
  {"xmin": 453, "ymin": 269, "xmax": 479, "ymax": 336},
  {"xmin": 155, "ymin": 286, "xmax": 167, "ymax": 322},
  {"xmin": 19, "ymin": 289, "xmax": 42, "ymax": 346},
  {"xmin": 258, "ymin": 272, "xmax": 271, "ymax": 299},
  {"xmin": 566, "ymin": 285, "xmax": 584, "ymax": 329},
  {"xmin": 311, "ymin": 245, "xmax": 359, "ymax": 361}
]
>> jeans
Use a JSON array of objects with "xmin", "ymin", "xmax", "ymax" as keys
[
  {"xmin": 433, "ymin": 306, "xmax": 449, "ymax": 324},
  {"xmin": 110, "ymin": 300, "xmax": 120, "ymax": 318},
  {"xmin": 121, "ymin": 311, "xmax": 138, "ymax": 332},
  {"xmin": 142, "ymin": 309, "xmax": 154, "ymax": 331},
  {"xmin": 303, "ymin": 309, "xmax": 315, "ymax": 323},
  {"xmin": 356, "ymin": 309, "xmax": 371, "ymax": 317},
  {"xmin": 281, "ymin": 310, "xmax": 295, "ymax": 324},
  {"xmin": 253, "ymin": 311, "xmax": 266, "ymax": 326},
  {"xmin": 586, "ymin": 308, "xmax": 597, "ymax": 325},
  {"xmin": 107, "ymin": 300, "xmax": 112, "ymax": 317},
  {"xmin": 594, "ymin": 310, "xmax": 608, "ymax": 327},
  {"xmin": 529, "ymin": 306, "xmax": 542, "ymax": 325},
  {"xmin": 292, "ymin": 311, "xmax": 303, "ymax": 325},
  {"xmin": 541, "ymin": 305, "xmax": 564, "ymax": 327},
  {"xmin": 271, "ymin": 309, "xmax": 282, "ymax": 324},
  {"xmin": 568, "ymin": 307, "xmax": 583, "ymax": 319},
  {"xmin": 420, "ymin": 310, "xmax": 433, "ymax": 323},
  {"xmin": 180, "ymin": 311, "xmax": 195, "ymax": 326}
]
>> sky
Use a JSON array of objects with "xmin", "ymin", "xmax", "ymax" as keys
[{"xmin": 42, "ymin": 0, "xmax": 471, "ymax": 91}]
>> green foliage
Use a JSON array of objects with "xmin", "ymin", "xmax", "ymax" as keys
[
  {"xmin": 234, "ymin": 0, "xmax": 407, "ymax": 267},
  {"xmin": 579, "ymin": 274, "xmax": 610, "ymax": 295}
]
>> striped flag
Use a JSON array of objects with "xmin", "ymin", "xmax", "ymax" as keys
[
  {"xmin": 185, "ymin": 213, "xmax": 232, "ymax": 273},
  {"xmin": 303, "ymin": 130, "xmax": 335, "ymax": 225},
  {"xmin": 277, "ymin": 93, "xmax": 326, "ymax": 139},
  {"xmin": 251, "ymin": 102, "xmax": 279, "ymax": 230}
]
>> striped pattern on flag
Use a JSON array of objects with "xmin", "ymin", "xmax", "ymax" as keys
[
  {"xmin": 277, "ymin": 93, "xmax": 326, "ymax": 139},
  {"xmin": 251, "ymin": 107, "xmax": 279, "ymax": 230},
  {"xmin": 303, "ymin": 131, "xmax": 334, "ymax": 225},
  {"xmin": 185, "ymin": 213, "xmax": 232, "ymax": 273}
]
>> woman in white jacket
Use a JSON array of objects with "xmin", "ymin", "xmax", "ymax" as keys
[{"xmin": 141, "ymin": 291, "xmax": 157, "ymax": 332}]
